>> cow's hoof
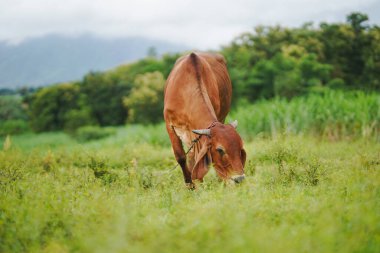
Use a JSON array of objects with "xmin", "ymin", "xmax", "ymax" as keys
[{"xmin": 186, "ymin": 182, "xmax": 196, "ymax": 190}]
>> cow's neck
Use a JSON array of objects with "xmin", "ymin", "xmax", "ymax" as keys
[{"xmin": 189, "ymin": 101, "xmax": 218, "ymax": 130}]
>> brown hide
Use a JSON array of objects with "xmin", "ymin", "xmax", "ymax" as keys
[{"xmin": 164, "ymin": 52, "xmax": 245, "ymax": 185}]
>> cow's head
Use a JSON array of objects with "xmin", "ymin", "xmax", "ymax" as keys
[{"xmin": 192, "ymin": 120, "xmax": 246, "ymax": 183}]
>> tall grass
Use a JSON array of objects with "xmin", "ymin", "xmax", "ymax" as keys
[
  {"xmin": 230, "ymin": 90, "xmax": 380, "ymax": 140},
  {"xmin": 1, "ymin": 133, "xmax": 379, "ymax": 253}
]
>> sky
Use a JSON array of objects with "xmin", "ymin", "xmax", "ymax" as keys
[{"xmin": 0, "ymin": 0, "xmax": 379, "ymax": 49}]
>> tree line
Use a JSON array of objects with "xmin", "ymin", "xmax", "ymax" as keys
[
  {"xmin": 0, "ymin": 12, "xmax": 379, "ymax": 135},
  {"xmin": 223, "ymin": 12, "xmax": 379, "ymax": 101}
]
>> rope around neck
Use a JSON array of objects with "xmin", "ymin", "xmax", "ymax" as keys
[{"xmin": 168, "ymin": 120, "xmax": 218, "ymax": 173}]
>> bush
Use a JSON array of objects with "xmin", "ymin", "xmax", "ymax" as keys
[
  {"xmin": 0, "ymin": 120, "xmax": 30, "ymax": 136},
  {"xmin": 73, "ymin": 126, "xmax": 116, "ymax": 142}
]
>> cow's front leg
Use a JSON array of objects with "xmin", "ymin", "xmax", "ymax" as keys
[{"xmin": 165, "ymin": 123, "xmax": 194, "ymax": 187}]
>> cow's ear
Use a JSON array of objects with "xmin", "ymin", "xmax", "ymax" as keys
[
  {"xmin": 230, "ymin": 120, "xmax": 238, "ymax": 129},
  {"xmin": 241, "ymin": 148, "xmax": 246, "ymax": 167},
  {"xmin": 192, "ymin": 140, "xmax": 211, "ymax": 180}
]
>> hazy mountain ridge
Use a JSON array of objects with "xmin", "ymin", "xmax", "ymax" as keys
[{"xmin": 0, "ymin": 34, "xmax": 187, "ymax": 88}]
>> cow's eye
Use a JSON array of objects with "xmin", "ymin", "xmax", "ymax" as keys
[{"xmin": 216, "ymin": 147, "xmax": 225, "ymax": 155}]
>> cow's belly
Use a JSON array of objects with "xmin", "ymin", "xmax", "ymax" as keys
[{"xmin": 173, "ymin": 126, "xmax": 192, "ymax": 148}]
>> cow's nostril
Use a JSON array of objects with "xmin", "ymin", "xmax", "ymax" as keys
[{"xmin": 231, "ymin": 174, "xmax": 245, "ymax": 183}]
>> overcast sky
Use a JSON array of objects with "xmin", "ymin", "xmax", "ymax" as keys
[{"xmin": 0, "ymin": 0, "xmax": 379, "ymax": 49}]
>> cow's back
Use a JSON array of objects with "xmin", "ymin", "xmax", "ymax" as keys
[
  {"xmin": 197, "ymin": 53, "xmax": 232, "ymax": 121},
  {"xmin": 164, "ymin": 52, "xmax": 232, "ymax": 124}
]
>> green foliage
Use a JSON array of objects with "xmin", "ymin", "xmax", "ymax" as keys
[
  {"xmin": 25, "ymin": 52, "xmax": 181, "ymax": 132},
  {"xmin": 0, "ymin": 95, "xmax": 30, "ymax": 136},
  {"xmin": 0, "ymin": 120, "xmax": 30, "ymax": 136},
  {"xmin": 0, "ymin": 95, "xmax": 28, "ymax": 121},
  {"xmin": 124, "ymin": 71, "xmax": 165, "ymax": 124},
  {"xmin": 231, "ymin": 51, "xmax": 333, "ymax": 100},
  {"xmin": 110, "ymin": 53, "xmax": 180, "ymax": 84},
  {"xmin": 0, "ymin": 129, "xmax": 379, "ymax": 252},
  {"xmin": 347, "ymin": 12, "xmax": 369, "ymax": 32},
  {"xmin": 363, "ymin": 26, "xmax": 380, "ymax": 90},
  {"xmin": 18, "ymin": 12, "xmax": 380, "ymax": 131},
  {"xmin": 230, "ymin": 90, "xmax": 380, "ymax": 140},
  {"xmin": 267, "ymin": 145, "xmax": 325, "ymax": 186},
  {"xmin": 80, "ymin": 71, "xmax": 129, "ymax": 126},
  {"xmin": 273, "ymin": 53, "xmax": 332, "ymax": 98},
  {"xmin": 29, "ymin": 83, "xmax": 81, "ymax": 132},
  {"xmin": 222, "ymin": 12, "xmax": 380, "ymax": 102},
  {"xmin": 73, "ymin": 126, "xmax": 116, "ymax": 142},
  {"xmin": 63, "ymin": 107, "xmax": 96, "ymax": 133}
]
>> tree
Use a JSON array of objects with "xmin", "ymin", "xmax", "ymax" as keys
[
  {"xmin": 222, "ymin": 11, "xmax": 378, "ymax": 101},
  {"xmin": 0, "ymin": 95, "xmax": 28, "ymax": 121},
  {"xmin": 0, "ymin": 95, "xmax": 30, "ymax": 136},
  {"xmin": 80, "ymin": 71, "xmax": 129, "ymax": 126},
  {"xmin": 123, "ymin": 71, "xmax": 165, "ymax": 124},
  {"xmin": 347, "ymin": 12, "xmax": 369, "ymax": 33},
  {"xmin": 362, "ymin": 26, "xmax": 380, "ymax": 90},
  {"xmin": 29, "ymin": 83, "xmax": 81, "ymax": 132}
]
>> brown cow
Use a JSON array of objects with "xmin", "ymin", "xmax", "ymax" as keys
[{"xmin": 164, "ymin": 52, "xmax": 246, "ymax": 187}]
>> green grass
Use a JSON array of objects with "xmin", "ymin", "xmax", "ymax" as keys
[
  {"xmin": 1, "ymin": 126, "xmax": 379, "ymax": 253},
  {"xmin": 229, "ymin": 90, "xmax": 380, "ymax": 141}
]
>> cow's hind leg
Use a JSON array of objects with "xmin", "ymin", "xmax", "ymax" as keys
[{"xmin": 165, "ymin": 123, "xmax": 194, "ymax": 187}]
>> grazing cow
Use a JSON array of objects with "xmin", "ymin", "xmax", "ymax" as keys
[{"xmin": 164, "ymin": 52, "xmax": 246, "ymax": 187}]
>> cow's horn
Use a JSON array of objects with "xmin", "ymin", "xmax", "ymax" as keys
[
  {"xmin": 230, "ymin": 120, "xmax": 238, "ymax": 129},
  {"xmin": 192, "ymin": 129, "xmax": 211, "ymax": 136}
]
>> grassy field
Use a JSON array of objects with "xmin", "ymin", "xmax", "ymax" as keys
[{"xmin": 1, "ymin": 124, "xmax": 379, "ymax": 253}]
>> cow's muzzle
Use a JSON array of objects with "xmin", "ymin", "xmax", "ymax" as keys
[{"xmin": 231, "ymin": 174, "xmax": 245, "ymax": 183}]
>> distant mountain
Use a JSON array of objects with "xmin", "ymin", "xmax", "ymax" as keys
[{"xmin": 0, "ymin": 34, "xmax": 187, "ymax": 88}]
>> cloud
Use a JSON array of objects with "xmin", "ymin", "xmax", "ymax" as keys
[{"xmin": 0, "ymin": 0, "xmax": 378, "ymax": 49}]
